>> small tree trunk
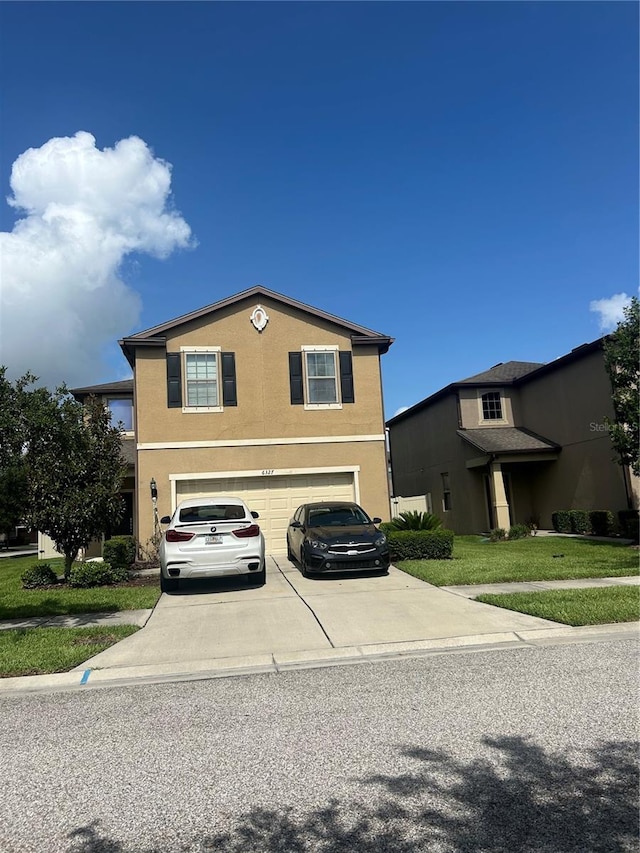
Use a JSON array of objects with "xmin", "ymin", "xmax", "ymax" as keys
[{"xmin": 64, "ymin": 551, "xmax": 77, "ymax": 580}]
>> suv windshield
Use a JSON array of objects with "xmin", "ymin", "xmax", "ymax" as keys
[{"xmin": 178, "ymin": 504, "xmax": 246, "ymax": 523}]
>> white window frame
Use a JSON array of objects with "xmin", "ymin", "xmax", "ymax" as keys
[
  {"xmin": 301, "ymin": 345, "xmax": 342, "ymax": 410},
  {"xmin": 478, "ymin": 389, "xmax": 506, "ymax": 424},
  {"xmin": 180, "ymin": 346, "xmax": 223, "ymax": 413}
]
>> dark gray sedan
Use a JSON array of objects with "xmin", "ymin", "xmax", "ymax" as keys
[{"xmin": 286, "ymin": 501, "xmax": 390, "ymax": 576}]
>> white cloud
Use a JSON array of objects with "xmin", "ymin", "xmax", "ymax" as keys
[
  {"xmin": 0, "ymin": 131, "xmax": 194, "ymax": 387},
  {"xmin": 393, "ymin": 406, "xmax": 410, "ymax": 417},
  {"xmin": 589, "ymin": 293, "xmax": 632, "ymax": 332}
]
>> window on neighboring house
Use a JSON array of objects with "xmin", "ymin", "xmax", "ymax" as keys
[
  {"xmin": 289, "ymin": 347, "xmax": 355, "ymax": 408},
  {"xmin": 481, "ymin": 391, "xmax": 503, "ymax": 421},
  {"xmin": 107, "ymin": 398, "xmax": 133, "ymax": 432},
  {"xmin": 166, "ymin": 348, "xmax": 237, "ymax": 411},
  {"xmin": 441, "ymin": 473, "xmax": 452, "ymax": 511}
]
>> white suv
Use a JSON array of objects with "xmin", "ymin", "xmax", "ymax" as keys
[{"xmin": 159, "ymin": 496, "xmax": 266, "ymax": 592}]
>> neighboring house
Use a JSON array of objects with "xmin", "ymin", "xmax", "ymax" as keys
[
  {"xmin": 387, "ymin": 338, "xmax": 639, "ymax": 534},
  {"xmin": 67, "ymin": 286, "xmax": 392, "ymax": 555}
]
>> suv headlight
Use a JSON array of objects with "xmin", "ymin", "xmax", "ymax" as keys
[
  {"xmin": 308, "ymin": 538, "xmax": 328, "ymax": 550},
  {"xmin": 374, "ymin": 534, "xmax": 387, "ymax": 547}
]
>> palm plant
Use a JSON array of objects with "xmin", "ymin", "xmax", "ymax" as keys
[{"xmin": 387, "ymin": 511, "xmax": 443, "ymax": 531}]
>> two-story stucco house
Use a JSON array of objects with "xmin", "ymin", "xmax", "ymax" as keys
[
  {"xmin": 68, "ymin": 286, "xmax": 393, "ymax": 555},
  {"xmin": 387, "ymin": 338, "xmax": 639, "ymax": 535}
]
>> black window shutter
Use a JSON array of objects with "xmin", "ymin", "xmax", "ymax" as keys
[
  {"xmin": 339, "ymin": 351, "xmax": 355, "ymax": 403},
  {"xmin": 221, "ymin": 352, "xmax": 237, "ymax": 407},
  {"xmin": 166, "ymin": 353, "xmax": 182, "ymax": 408},
  {"xmin": 289, "ymin": 352, "xmax": 304, "ymax": 405}
]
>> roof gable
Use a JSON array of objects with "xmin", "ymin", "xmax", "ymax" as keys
[{"xmin": 122, "ymin": 285, "xmax": 392, "ymax": 345}]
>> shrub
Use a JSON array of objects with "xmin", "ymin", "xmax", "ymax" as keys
[
  {"xmin": 569, "ymin": 510, "xmax": 590, "ymax": 535},
  {"xmin": 387, "ymin": 529, "xmax": 454, "ymax": 560},
  {"xmin": 618, "ymin": 509, "xmax": 639, "ymax": 542},
  {"xmin": 507, "ymin": 524, "xmax": 530, "ymax": 540},
  {"xmin": 103, "ymin": 536, "xmax": 137, "ymax": 569},
  {"xmin": 68, "ymin": 561, "xmax": 129, "ymax": 588},
  {"xmin": 386, "ymin": 511, "xmax": 443, "ymax": 531},
  {"xmin": 589, "ymin": 510, "xmax": 615, "ymax": 537},
  {"xmin": 489, "ymin": 528, "xmax": 507, "ymax": 542},
  {"xmin": 21, "ymin": 563, "xmax": 58, "ymax": 589},
  {"xmin": 551, "ymin": 511, "xmax": 572, "ymax": 534}
]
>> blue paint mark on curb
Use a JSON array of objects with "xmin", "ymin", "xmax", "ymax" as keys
[{"xmin": 80, "ymin": 670, "xmax": 91, "ymax": 685}]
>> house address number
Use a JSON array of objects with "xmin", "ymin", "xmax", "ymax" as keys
[{"xmin": 261, "ymin": 469, "xmax": 275, "ymax": 476}]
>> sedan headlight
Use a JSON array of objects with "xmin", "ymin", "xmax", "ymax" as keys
[
  {"xmin": 374, "ymin": 534, "xmax": 387, "ymax": 547},
  {"xmin": 308, "ymin": 538, "xmax": 328, "ymax": 550}
]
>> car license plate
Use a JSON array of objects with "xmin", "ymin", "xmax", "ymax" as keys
[{"xmin": 205, "ymin": 535, "xmax": 222, "ymax": 545}]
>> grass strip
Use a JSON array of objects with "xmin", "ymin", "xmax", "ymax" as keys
[
  {"xmin": 475, "ymin": 585, "xmax": 640, "ymax": 626},
  {"xmin": 396, "ymin": 536, "xmax": 639, "ymax": 586},
  {"xmin": 0, "ymin": 556, "xmax": 160, "ymax": 619},
  {"xmin": 0, "ymin": 625, "xmax": 140, "ymax": 677}
]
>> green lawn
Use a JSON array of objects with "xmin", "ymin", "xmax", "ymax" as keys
[
  {"xmin": 396, "ymin": 535, "xmax": 639, "ymax": 586},
  {"xmin": 476, "ymin": 585, "xmax": 640, "ymax": 626},
  {"xmin": 0, "ymin": 555, "xmax": 161, "ymax": 620},
  {"xmin": 0, "ymin": 625, "xmax": 140, "ymax": 677}
]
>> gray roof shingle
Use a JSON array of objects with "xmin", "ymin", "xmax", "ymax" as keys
[
  {"xmin": 457, "ymin": 361, "xmax": 544, "ymax": 384},
  {"xmin": 457, "ymin": 427, "xmax": 559, "ymax": 454}
]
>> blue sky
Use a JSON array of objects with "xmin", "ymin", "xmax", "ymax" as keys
[{"xmin": 1, "ymin": 1, "xmax": 637, "ymax": 418}]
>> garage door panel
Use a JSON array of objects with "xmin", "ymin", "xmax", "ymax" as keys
[{"xmin": 176, "ymin": 472, "xmax": 355, "ymax": 552}]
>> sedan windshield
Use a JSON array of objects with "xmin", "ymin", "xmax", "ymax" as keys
[{"xmin": 307, "ymin": 505, "xmax": 371, "ymax": 527}]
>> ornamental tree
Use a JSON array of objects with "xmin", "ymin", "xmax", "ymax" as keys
[
  {"xmin": 603, "ymin": 296, "xmax": 639, "ymax": 477},
  {"xmin": 22, "ymin": 385, "xmax": 126, "ymax": 578},
  {"xmin": 0, "ymin": 368, "xmax": 33, "ymax": 542}
]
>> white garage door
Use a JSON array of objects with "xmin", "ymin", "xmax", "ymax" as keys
[{"xmin": 176, "ymin": 472, "xmax": 355, "ymax": 552}]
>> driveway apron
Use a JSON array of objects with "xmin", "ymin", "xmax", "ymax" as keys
[{"xmin": 82, "ymin": 556, "xmax": 557, "ymax": 670}]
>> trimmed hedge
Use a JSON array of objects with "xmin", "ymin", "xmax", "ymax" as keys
[
  {"xmin": 103, "ymin": 536, "xmax": 136, "ymax": 569},
  {"xmin": 551, "ymin": 511, "xmax": 572, "ymax": 534},
  {"xmin": 569, "ymin": 510, "xmax": 590, "ymax": 535},
  {"xmin": 618, "ymin": 509, "xmax": 639, "ymax": 542},
  {"xmin": 21, "ymin": 563, "xmax": 58, "ymax": 589},
  {"xmin": 589, "ymin": 510, "xmax": 614, "ymax": 538},
  {"xmin": 68, "ymin": 561, "xmax": 129, "ymax": 588},
  {"xmin": 387, "ymin": 529, "xmax": 454, "ymax": 560}
]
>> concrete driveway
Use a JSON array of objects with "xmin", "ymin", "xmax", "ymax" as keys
[{"xmin": 82, "ymin": 556, "xmax": 558, "ymax": 673}]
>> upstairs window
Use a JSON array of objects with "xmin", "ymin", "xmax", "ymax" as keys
[
  {"xmin": 185, "ymin": 352, "xmax": 218, "ymax": 408},
  {"xmin": 166, "ymin": 348, "xmax": 237, "ymax": 411},
  {"xmin": 306, "ymin": 350, "xmax": 338, "ymax": 404},
  {"xmin": 289, "ymin": 346, "xmax": 354, "ymax": 408},
  {"xmin": 107, "ymin": 398, "xmax": 133, "ymax": 432},
  {"xmin": 481, "ymin": 391, "xmax": 503, "ymax": 421}
]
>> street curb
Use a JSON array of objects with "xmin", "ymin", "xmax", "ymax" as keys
[{"xmin": 0, "ymin": 621, "xmax": 637, "ymax": 696}]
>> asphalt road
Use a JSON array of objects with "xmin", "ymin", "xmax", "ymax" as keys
[{"xmin": 1, "ymin": 639, "xmax": 638, "ymax": 853}]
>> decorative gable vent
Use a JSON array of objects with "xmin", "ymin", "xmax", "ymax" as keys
[{"xmin": 250, "ymin": 305, "xmax": 269, "ymax": 332}]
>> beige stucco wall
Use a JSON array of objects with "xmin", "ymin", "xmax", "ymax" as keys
[
  {"xmin": 131, "ymin": 295, "xmax": 390, "ymax": 547},
  {"xmin": 136, "ymin": 440, "xmax": 390, "ymax": 547},
  {"xmin": 134, "ymin": 296, "xmax": 385, "ymax": 444}
]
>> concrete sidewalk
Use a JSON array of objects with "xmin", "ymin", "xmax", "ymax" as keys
[
  {"xmin": 0, "ymin": 562, "xmax": 637, "ymax": 695},
  {"xmin": 1, "ymin": 573, "xmax": 636, "ymax": 632}
]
